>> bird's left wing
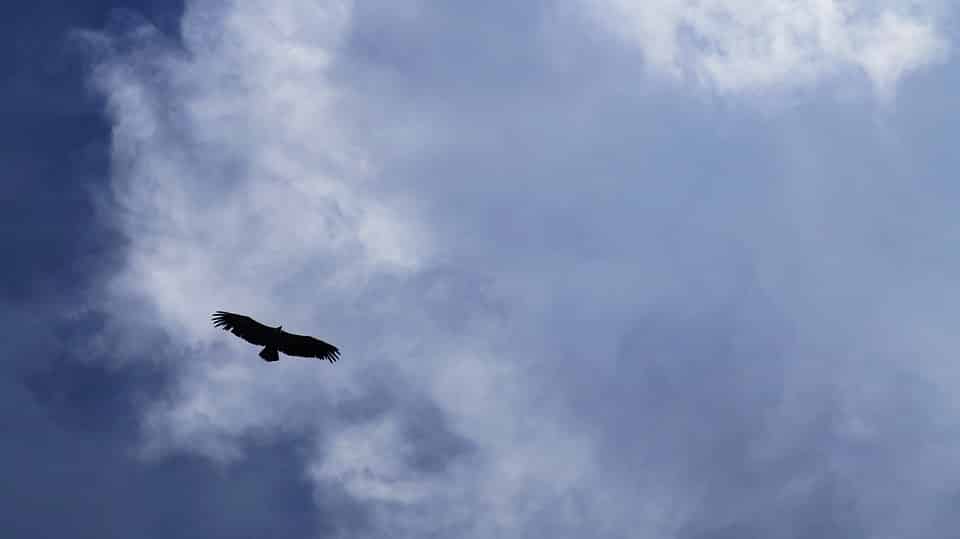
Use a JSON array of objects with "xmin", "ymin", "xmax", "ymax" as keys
[
  {"xmin": 211, "ymin": 311, "xmax": 274, "ymax": 346},
  {"xmin": 277, "ymin": 331, "xmax": 341, "ymax": 363}
]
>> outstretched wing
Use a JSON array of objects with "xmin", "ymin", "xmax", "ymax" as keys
[
  {"xmin": 211, "ymin": 311, "xmax": 274, "ymax": 346},
  {"xmin": 277, "ymin": 331, "xmax": 340, "ymax": 363}
]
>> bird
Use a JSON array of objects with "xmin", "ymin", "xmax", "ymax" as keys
[{"xmin": 211, "ymin": 311, "xmax": 340, "ymax": 363}]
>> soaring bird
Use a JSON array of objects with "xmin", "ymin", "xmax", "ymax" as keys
[{"xmin": 211, "ymin": 311, "xmax": 340, "ymax": 363}]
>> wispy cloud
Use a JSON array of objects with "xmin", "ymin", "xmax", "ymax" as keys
[
  {"xmin": 85, "ymin": 0, "xmax": 960, "ymax": 537},
  {"xmin": 578, "ymin": 0, "xmax": 950, "ymax": 98},
  {"xmin": 86, "ymin": 2, "xmax": 606, "ymax": 536}
]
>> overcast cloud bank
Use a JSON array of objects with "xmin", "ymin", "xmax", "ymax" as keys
[{"xmin": 84, "ymin": 1, "xmax": 960, "ymax": 537}]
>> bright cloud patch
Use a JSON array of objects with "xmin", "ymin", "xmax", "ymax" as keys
[
  {"xmin": 86, "ymin": 1, "xmax": 607, "ymax": 537},
  {"xmin": 583, "ymin": 0, "xmax": 949, "ymax": 96}
]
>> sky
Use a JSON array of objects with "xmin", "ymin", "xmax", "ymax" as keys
[{"xmin": 5, "ymin": 0, "xmax": 960, "ymax": 537}]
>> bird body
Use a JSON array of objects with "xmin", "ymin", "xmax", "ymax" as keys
[{"xmin": 211, "ymin": 311, "xmax": 340, "ymax": 363}]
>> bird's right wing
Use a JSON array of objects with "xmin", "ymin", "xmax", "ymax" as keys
[
  {"xmin": 277, "ymin": 331, "xmax": 341, "ymax": 363},
  {"xmin": 211, "ymin": 311, "xmax": 274, "ymax": 346}
]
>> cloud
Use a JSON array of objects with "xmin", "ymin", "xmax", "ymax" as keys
[
  {"xmin": 86, "ymin": 2, "xmax": 606, "ymax": 537},
  {"xmin": 84, "ymin": 0, "xmax": 960, "ymax": 537},
  {"xmin": 577, "ymin": 0, "xmax": 950, "ymax": 98}
]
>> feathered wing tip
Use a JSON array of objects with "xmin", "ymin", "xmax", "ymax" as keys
[
  {"xmin": 211, "ymin": 311, "xmax": 232, "ymax": 329},
  {"xmin": 311, "ymin": 340, "xmax": 341, "ymax": 363},
  {"xmin": 324, "ymin": 348, "xmax": 341, "ymax": 363}
]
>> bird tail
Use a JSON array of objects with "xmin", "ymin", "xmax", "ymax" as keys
[{"xmin": 259, "ymin": 347, "xmax": 280, "ymax": 362}]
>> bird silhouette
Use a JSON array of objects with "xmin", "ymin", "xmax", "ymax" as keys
[{"xmin": 211, "ymin": 311, "xmax": 340, "ymax": 363}]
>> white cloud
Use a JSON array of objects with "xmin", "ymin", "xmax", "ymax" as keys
[
  {"xmin": 88, "ymin": 1, "xmax": 614, "ymax": 537},
  {"xmin": 579, "ymin": 0, "xmax": 950, "ymax": 97},
  {"xmin": 86, "ymin": 0, "xmax": 960, "ymax": 537}
]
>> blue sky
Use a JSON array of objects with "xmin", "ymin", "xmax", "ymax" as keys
[{"xmin": 6, "ymin": 1, "xmax": 960, "ymax": 537}]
